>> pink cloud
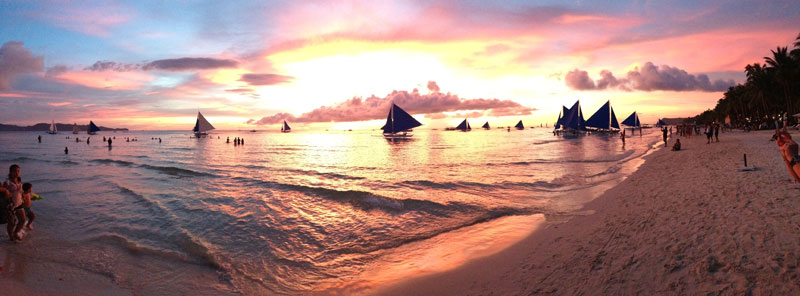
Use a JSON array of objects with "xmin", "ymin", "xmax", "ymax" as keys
[
  {"xmin": 250, "ymin": 82, "xmax": 534, "ymax": 125},
  {"xmin": 54, "ymin": 70, "xmax": 153, "ymax": 90},
  {"xmin": 47, "ymin": 102, "xmax": 72, "ymax": 107},
  {"xmin": 31, "ymin": 4, "xmax": 132, "ymax": 37},
  {"xmin": 566, "ymin": 62, "xmax": 735, "ymax": 92}
]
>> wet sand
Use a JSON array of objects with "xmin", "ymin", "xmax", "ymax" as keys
[{"xmin": 380, "ymin": 130, "xmax": 800, "ymax": 295}]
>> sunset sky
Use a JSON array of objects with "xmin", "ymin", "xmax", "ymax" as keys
[{"xmin": 1, "ymin": 0, "xmax": 798, "ymax": 130}]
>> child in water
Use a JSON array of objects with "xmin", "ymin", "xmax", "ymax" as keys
[{"xmin": 22, "ymin": 183, "xmax": 35, "ymax": 230}]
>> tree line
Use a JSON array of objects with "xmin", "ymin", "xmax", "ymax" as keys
[{"xmin": 692, "ymin": 33, "xmax": 800, "ymax": 128}]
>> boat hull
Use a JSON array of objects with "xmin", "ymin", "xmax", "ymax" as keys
[{"xmin": 383, "ymin": 132, "xmax": 413, "ymax": 138}]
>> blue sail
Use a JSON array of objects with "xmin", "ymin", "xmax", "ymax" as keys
[
  {"xmin": 656, "ymin": 119, "xmax": 666, "ymax": 126},
  {"xmin": 382, "ymin": 104, "xmax": 422, "ymax": 133},
  {"xmin": 515, "ymin": 120, "xmax": 524, "ymax": 129},
  {"xmin": 555, "ymin": 106, "xmax": 570, "ymax": 129},
  {"xmin": 611, "ymin": 107, "xmax": 620, "ymax": 129},
  {"xmin": 455, "ymin": 119, "xmax": 470, "ymax": 131},
  {"xmin": 482, "ymin": 122, "xmax": 490, "ymax": 129},
  {"xmin": 585, "ymin": 100, "xmax": 619, "ymax": 130},
  {"xmin": 192, "ymin": 119, "xmax": 200, "ymax": 132},
  {"xmin": 88, "ymin": 121, "xmax": 100, "ymax": 134},
  {"xmin": 621, "ymin": 112, "xmax": 641, "ymax": 127},
  {"xmin": 562, "ymin": 100, "xmax": 586, "ymax": 130}
]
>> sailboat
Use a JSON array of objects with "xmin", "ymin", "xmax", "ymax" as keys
[
  {"xmin": 87, "ymin": 121, "xmax": 100, "ymax": 135},
  {"xmin": 621, "ymin": 112, "xmax": 641, "ymax": 128},
  {"xmin": 381, "ymin": 103, "xmax": 422, "ymax": 138},
  {"xmin": 656, "ymin": 119, "xmax": 667, "ymax": 127},
  {"xmin": 281, "ymin": 120, "xmax": 291, "ymax": 133},
  {"xmin": 48, "ymin": 120, "xmax": 58, "ymax": 134},
  {"xmin": 192, "ymin": 111, "xmax": 215, "ymax": 137},
  {"xmin": 72, "ymin": 123, "xmax": 79, "ymax": 134},
  {"xmin": 449, "ymin": 118, "xmax": 471, "ymax": 131},
  {"xmin": 585, "ymin": 100, "xmax": 620, "ymax": 133},
  {"xmin": 515, "ymin": 120, "xmax": 524, "ymax": 130},
  {"xmin": 482, "ymin": 122, "xmax": 490, "ymax": 129}
]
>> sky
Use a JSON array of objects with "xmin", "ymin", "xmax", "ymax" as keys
[{"xmin": 1, "ymin": 0, "xmax": 798, "ymax": 130}]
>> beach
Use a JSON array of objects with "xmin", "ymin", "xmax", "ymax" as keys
[
  {"xmin": 381, "ymin": 129, "xmax": 800, "ymax": 295},
  {"xmin": 2, "ymin": 129, "xmax": 798, "ymax": 295}
]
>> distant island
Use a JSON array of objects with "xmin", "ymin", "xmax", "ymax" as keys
[{"xmin": 0, "ymin": 123, "xmax": 128, "ymax": 132}]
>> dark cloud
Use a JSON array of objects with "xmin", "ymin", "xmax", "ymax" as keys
[
  {"xmin": 85, "ymin": 60, "xmax": 140, "ymax": 72},
  {"xmin": 239, "ymin": 73, "xmax": 293, "ymax": 86},
  {"xmin": 84, "ymin": 57, "xmax": 239, "ymax": 72},
  {"xmin": 565, "ymin": 62, "xmax": 736, "ymax": 92},
  {"xmin": 143, "ymin": 57, "xmax": 238, "ymax": 71},
  {"xmin": 0, "ymin": 41, "xmax": 44, "ymax": 90},
  {"xmin": 250, "ymin": 82, "xmax": 535, "ymax": 125},
  {"xmin": 45, "ymin": 65, "xmax": 69, "ymax": 77}
]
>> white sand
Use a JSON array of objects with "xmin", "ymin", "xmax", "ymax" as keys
[{"xmin": 380, "ymin": 130, "xmax": 800, "ymax": 295}]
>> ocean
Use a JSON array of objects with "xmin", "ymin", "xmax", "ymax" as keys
[{"xmin": 0, "ymin": 127, "xmax": 661, "ymax": 294}]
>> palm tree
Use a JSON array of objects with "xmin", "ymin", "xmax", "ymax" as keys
[
  {"xmin": 744, "ymin": 63, "xmax": 772, "ymax": 119},
  {"xmin": 764, "ymin": 46, "xmax": 796, "ymax": 117}
]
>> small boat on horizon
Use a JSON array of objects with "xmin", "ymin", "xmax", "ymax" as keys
[
  {"xmin": 515, "ymin": 120, "xmax": 524, "ymax": 130},
  {"xmin": 455, "ymin": 118, "xmax": 472, "ymax": 131},
  {"xmin": 482, "ymin": 122, "xmax": 490, "ymax": 129},
  {"xmin": 192, "ymin": 112, "xmax": 215, "ymax": 137},
  {"xmin": 381, "ymin": 103, "xmax": 422, "ymax": 138},
  {"xmin": 48, "ymin": 120, "xmax": 58, "ymax": 134},
  {"xmin": 281, "ymin": 120, "xmax": 291, "ymax": 133},
  {"xmin": 87, "ymin": 121, "xmax": 100, "ymax": 135}
]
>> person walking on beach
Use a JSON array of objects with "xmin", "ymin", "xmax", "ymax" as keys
[
  {"xmin": 662, "ymin": 127, "xmax": 668, "ymax": 147},
  {"xmin": 705, "ymin": 124, "xmax": 713, "ymax": 144},
  {"xmin": 714, "ymin": 123, "xmax": 720, "ymax": 142},
  {"xmin": 621, "ymin": 129, "xmax": 626, "ymax": 146}
]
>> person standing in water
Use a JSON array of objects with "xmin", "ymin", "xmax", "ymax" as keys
[
  {"xmin": 3, "ymin": 165, "xmax": 24, "ymax": 241},
  {"xmin": 37, "ymin": 135, "xmax": 41, "ymax": 143},
  {"xmin": 64, "ymin": 147, "xmax": 69, "ymax": 154},
  {"xmin": 108, "ymin": 137, "xmax": 112, "ymax": 148}
]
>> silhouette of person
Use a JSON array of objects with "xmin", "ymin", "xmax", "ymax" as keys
[{"xmin": 37, "ymin": 135, "xmax": 41, "ymax": 143}]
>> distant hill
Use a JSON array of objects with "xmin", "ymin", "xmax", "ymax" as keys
[{"xmin": 0, "ymin": 123, "xmax": 128, "ymax": 132}]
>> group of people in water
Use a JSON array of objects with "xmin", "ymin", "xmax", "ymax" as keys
[{"xmin": 227, "ymin": 137, "xmax": 244, "ymax": 145}]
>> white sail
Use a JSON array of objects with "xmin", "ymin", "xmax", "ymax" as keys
[
  {"xmin": 194, "ymin": 112, "xmax": 215, "ymax": 134},
  {"xmin": 72, "ymin": 123, "xmax": 79, "ymax": 134},
  {"xmin": 48, "ymin": 120, "xmax": 57, "ymax": 134}
]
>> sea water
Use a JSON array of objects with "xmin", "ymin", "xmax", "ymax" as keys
[{"xmin": 0, "ymin": 128, "xmax": 661, "ymax": 294}]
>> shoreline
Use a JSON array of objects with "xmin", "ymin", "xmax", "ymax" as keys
[{"xmin": 378, "ymin": 129, "xmax": 800, "ymax": 295}]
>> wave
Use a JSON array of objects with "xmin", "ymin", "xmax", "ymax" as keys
[
  {"xmin": 400, "ymin": 179, "xmax": 568, "ymax": 193},
  {"xmin": 232, "ymin": 176, "xmax": 478, "ymax": 215},
  {"xmin": 91, "ymin": 158, "xmax": 215, "ymax": 177},
  {"xmin": 326, "ymin": 206, "xmax": 533, "ymax": 255},
  {"xmin": 91, "ymin": 158, "xmax": 135, "ymax": 166},
  {"xmin": 139, "ymin": 164, "xmax": 215, "ymax": 177},
  {"xmin": 239, "ymin": 165, "xmax": 365, "ymax": 181}
]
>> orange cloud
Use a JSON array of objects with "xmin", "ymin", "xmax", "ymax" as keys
[{"xmin": 47, "ymin": 102, "xmax": 72, "ymax": 107}]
